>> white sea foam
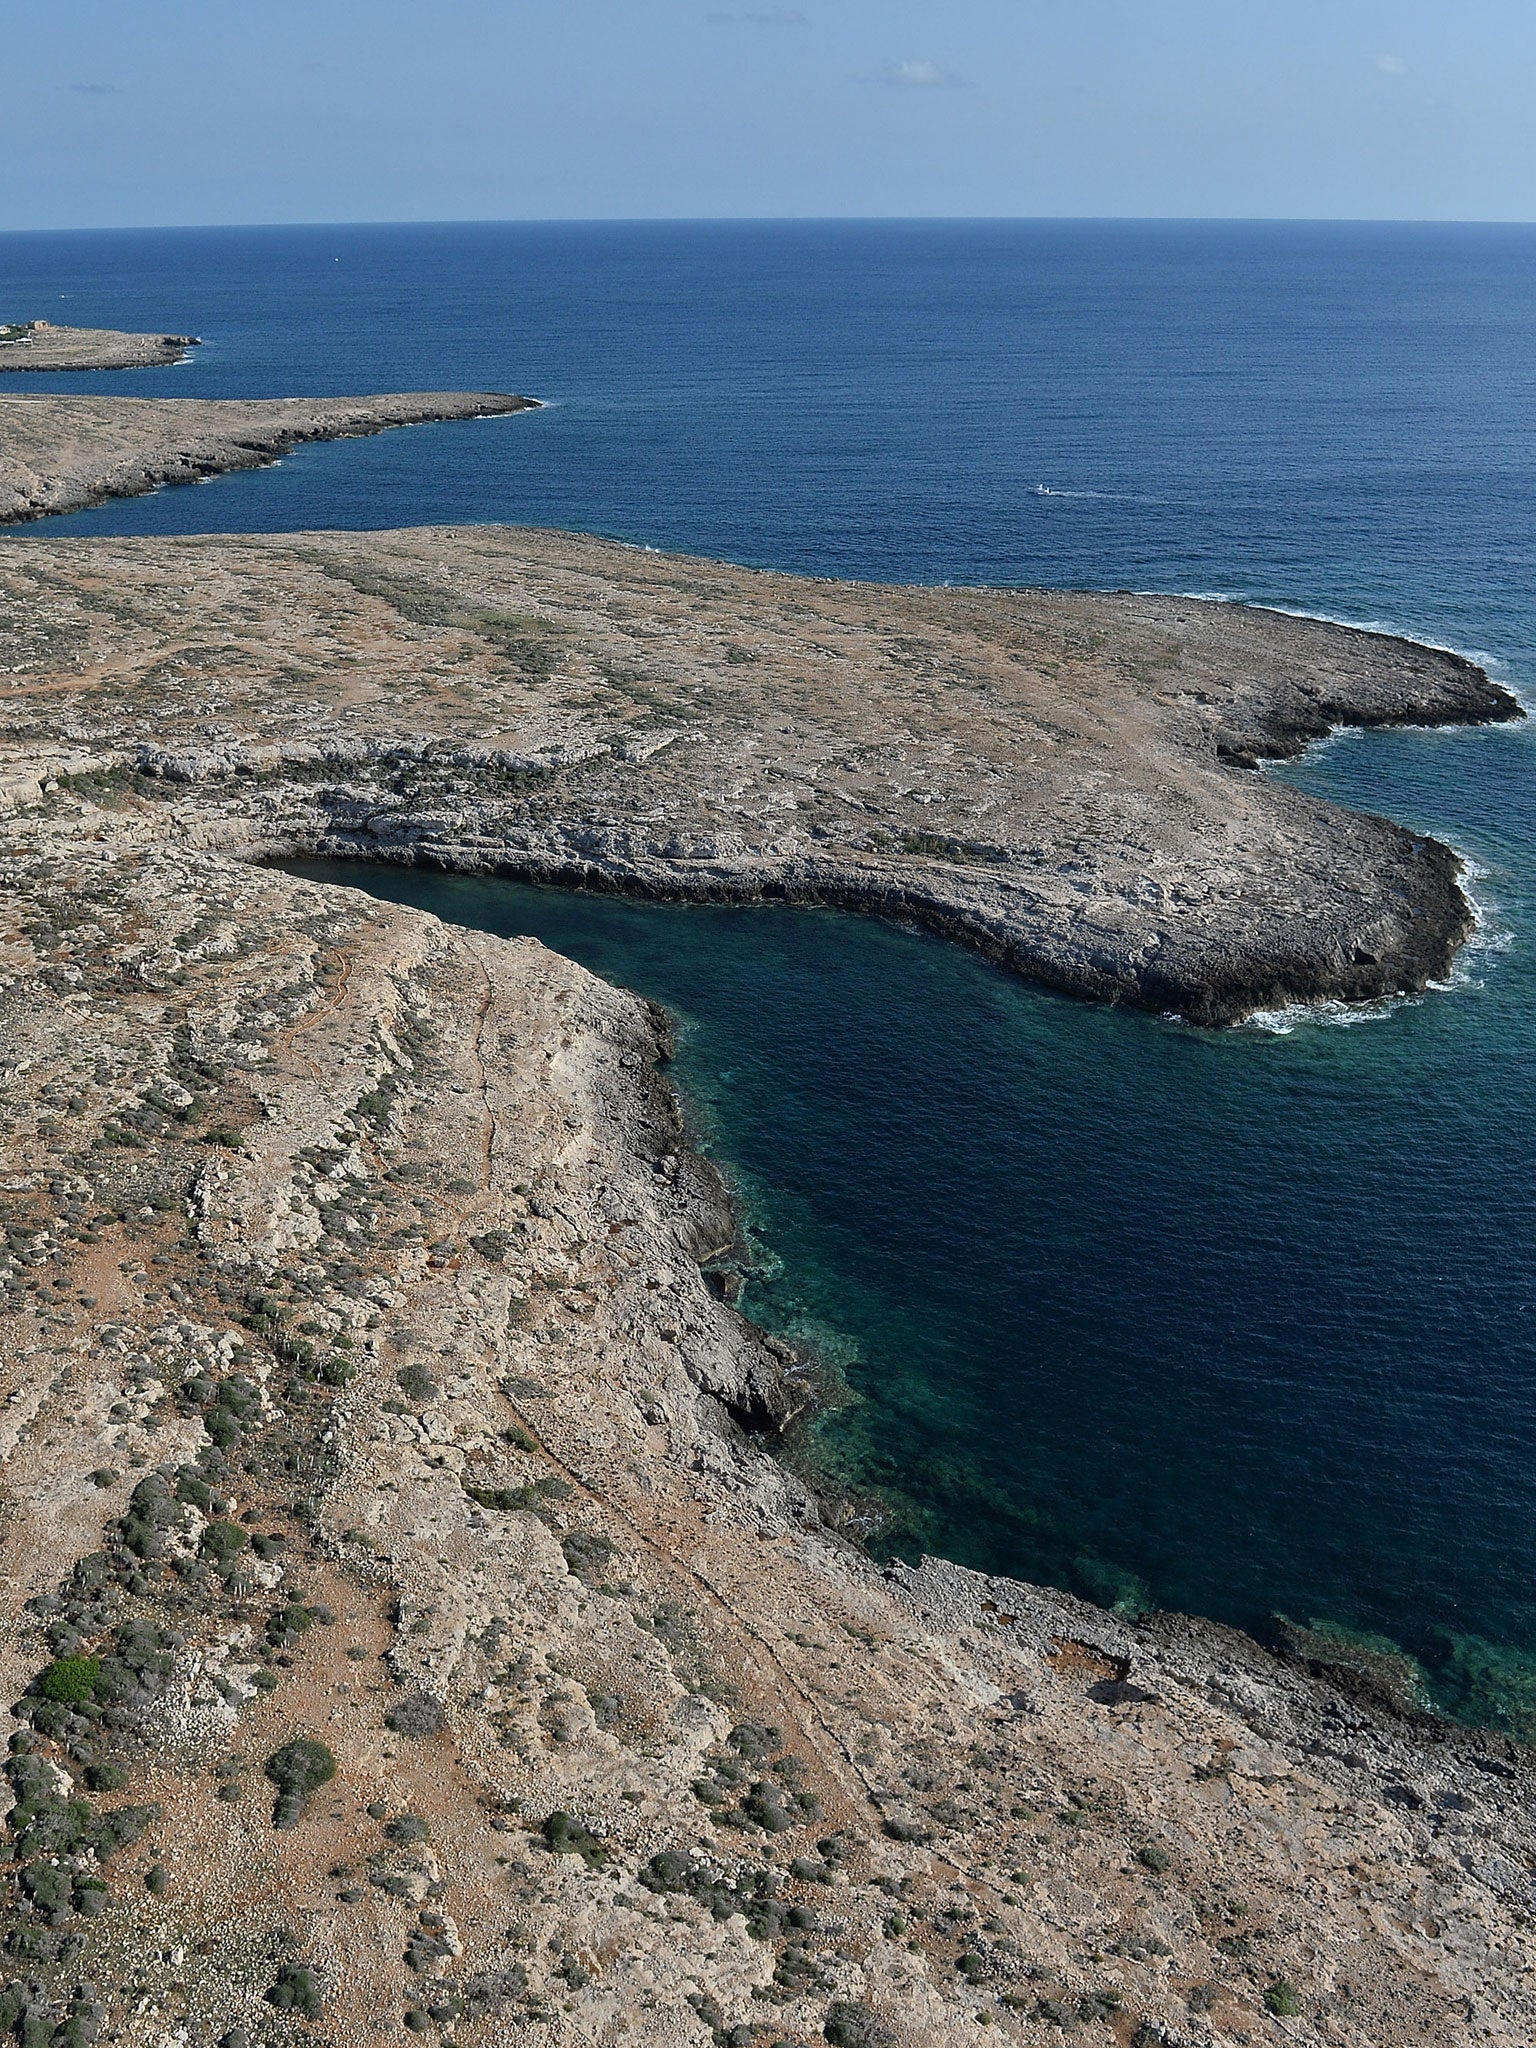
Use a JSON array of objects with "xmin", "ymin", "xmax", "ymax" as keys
[{"xmin": 1243, "ymin": 992, "xmax": 1419, "ymax": 1036}]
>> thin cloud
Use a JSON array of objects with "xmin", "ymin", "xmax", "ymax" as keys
[
  {"xmin": 871, "ymin": 58, "xmax": 958, "ymax": 88},
  {"xmin": 69, "ymin": 82, "xmax": 123, "ymax": 96},
  {"xmin": 706, "ymin": 8, "xmax": 810, "ymax": 22},
  {"xmin": 1375, "ymin": 53, "xmax": 1408, "ymax": 75}
]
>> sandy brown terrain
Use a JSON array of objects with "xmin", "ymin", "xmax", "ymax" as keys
[
  {"xmin": 0, "ymin": 514, "xmax": 1531, "ymax": 2046},
  {"xmin": 0, "ymin": 396, "xmax": 538, "ymax": 526},
  {"xmin": 0, "ymin": 323, "xmax": 200, "ymax": 374}
]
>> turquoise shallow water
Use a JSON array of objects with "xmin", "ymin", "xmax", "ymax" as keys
[{"xmin": 7, "ymin": 219, "xmax": 1536, "ymax": 1730}]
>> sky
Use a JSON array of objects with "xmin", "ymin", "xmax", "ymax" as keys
[{"xmin": 6, "ymin": 0, "xmax": 1536, "ymax": 229}]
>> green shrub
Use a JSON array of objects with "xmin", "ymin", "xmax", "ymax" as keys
[
  {"xmin": 1264, "ymin": 1981, "xmax": 1302, "ymax": 2018},
  {"xmin": 20, "ymin": 1861, "xmax": 73, "ymax": 1916},
  {"xmin": 465, "ymin": 1475, "xmax": 571, "ymax": 1514},
  {"xmin": 561, "ymin": 1530, "xmax": 617, "ymax": 1580},
  {"xmin": 95, "ymin": 1803, "xmax": 159, "ymax": 1858},
  {"xmin": 36, "ymin": 1656, "xmax": 100, "ymax": 1704},
  {"xmin": 200, "ymin": 1521, "xmax": 248, "ymax": 1566},
  {"xmin": 385, "ymin": 1692, "xmax": 444, "ymax": 1738},
  {"xmin": 540, "ymin": 1810, "xmax": 606, "ymax": 1865},
  {"xmin": 824, "ymin": 2003, "xmax": 886, "ymax": 2048},
  {"xmin": 266, "ymin": 1964, "xmax": 322, "ymax": 2019},
  {"xmin": 728, "ymin": 1721, "xmax": 783, "ymax": 1762}
]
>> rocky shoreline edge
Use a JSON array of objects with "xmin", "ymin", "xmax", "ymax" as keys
[{"xmin": 1, "ymin": 521, "xmax": 1520, "ymax": 1026}]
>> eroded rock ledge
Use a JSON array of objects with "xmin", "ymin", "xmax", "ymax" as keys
[
  {"xmin": 0, "ymin": 522, "xmax": 1529, "ymax": 2045},
  {"xmin": 0, "ymin": 395, "xmax": 539, "ymax": 525}
]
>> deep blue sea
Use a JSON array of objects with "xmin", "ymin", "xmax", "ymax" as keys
[{"xmin": 6, "ymin": 220, "xmax": 1536, "ymax": 1732}]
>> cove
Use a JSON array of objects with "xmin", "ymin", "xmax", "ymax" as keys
[{"xmin": 285, "ymin": 701, "xmax": 1536, "ymax": 1741}]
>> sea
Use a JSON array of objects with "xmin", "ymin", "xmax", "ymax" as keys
[{"xmin": 5, "ymin": 218, "xmax": 1536, "ymax": 1735}]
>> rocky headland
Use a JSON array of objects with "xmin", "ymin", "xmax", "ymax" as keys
[
  {"xmin": 0, "ymin": 395, "xmax": 540, "ymax": 526},
  {"xmin": 0, "ymin": 522, "xmax": 1518, "ymax": 1023},
  {"xmin": 0, "ymin": 507, "xmax": 1530, "ymax": 2047},
  {"xmin": 0, "ymin": 323, "xmax": 202, "ymax": 373}
]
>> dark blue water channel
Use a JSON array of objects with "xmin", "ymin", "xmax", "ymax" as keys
[{"xmin": 6, "ymin": 220, "xmax": 1536, "ymax": 1730}]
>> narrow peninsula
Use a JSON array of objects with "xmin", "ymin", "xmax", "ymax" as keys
[
  {"xmin": 0, "ymin": 393, "xmax": 540, "ymax": 525},
  {"xmin": 0, "ymin": 505, "xmax": 1529, "ymax": 2046}
]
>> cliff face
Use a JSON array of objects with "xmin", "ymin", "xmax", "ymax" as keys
[{"xmin": 0, "ymin": 521, "xmax": 1530, "ymax": 2044}]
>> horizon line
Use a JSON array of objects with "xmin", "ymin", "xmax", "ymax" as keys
[{"xmin": 5, "ymin": 212, "xmax": 1536, "ymax": 237}]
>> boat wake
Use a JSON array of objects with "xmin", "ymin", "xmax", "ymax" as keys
[{"xmin": 1033, "ymin": 483, "xmax": 1131, "ymax": 501}]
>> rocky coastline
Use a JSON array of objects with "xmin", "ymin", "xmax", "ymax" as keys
[{"xmin": 0, "ymin": 479, "xmax": 1531, "ymax": 2041}]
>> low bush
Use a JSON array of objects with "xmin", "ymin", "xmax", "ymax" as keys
[
  {"xmin": 385, "ymin": 1692, "xmax": 444, "ymax": 1738},
  {"xmin": 266, "ymin": 1963, "xmax": 322, "ymax": 2019},
  {"xmin": 540, "ymin": 1809, "xmax": 606, "ymax": 1865},
  {"xmin": 824, "ymin": 2000, "xmax": 887, "ymax": 2047},
  {"xmin": 200, "ymin": 1521, "xmax": 248, "ymax": 1567},
  {"xmin": 265, "ymin": 1737, "xmax": 337, "ymax": 1828}
]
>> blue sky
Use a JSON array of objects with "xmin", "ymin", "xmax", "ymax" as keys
[{"xmin": 7, "ymin": 0, "xmax": 1536, "ymax": 228}]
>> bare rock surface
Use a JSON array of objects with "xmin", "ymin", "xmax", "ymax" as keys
[
  {"xmin": 0, "ymin": 394, "xmax": 539, "ymax": 524},
  {"xmin": 0, "ymin": 320, "xmax": 200, "ymax": 373},
  {"xmin": 0, "ymin": 510, "xmax": 1528, "ymax": 2041}
]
